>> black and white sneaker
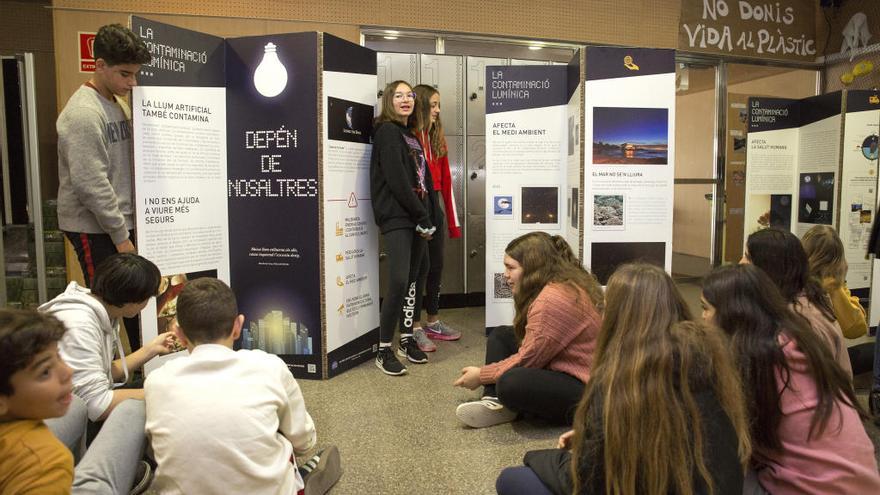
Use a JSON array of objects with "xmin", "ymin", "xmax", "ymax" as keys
[
  {"xmin": 376, "ymin": 347, "xmax": 407, "ymax": 376},
  {"xmin": 398, "ymin": 335, "xmax": 428, "ymax": 363}
]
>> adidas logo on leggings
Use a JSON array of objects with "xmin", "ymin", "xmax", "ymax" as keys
[{"xmin": 402, "ymin": 282, "xmax": 417, "ymax": 329}]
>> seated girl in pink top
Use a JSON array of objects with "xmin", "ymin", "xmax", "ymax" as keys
[
  {"xmin": 743, "ymin": 228, "xmax": 852, "ymax": 377},
  {"xmin": 452, "ymin": 232, "xmax": 603, "ymax": 428},
  {"xmin": 702, "ymin": 264, "xmax": 880, "ymax": 495}
]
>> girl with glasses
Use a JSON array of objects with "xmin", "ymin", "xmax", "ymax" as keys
[{"xmin": 370, "ymin": 80, "xmax": 437, "ymax": 376}]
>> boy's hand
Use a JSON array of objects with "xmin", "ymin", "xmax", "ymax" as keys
[
  {"xmin": 557, "ymin": 429, "xmax": 575, "ymax": 449},
  {"xmin": 149, "ymin": 331, "xmax": 177, "ymax": 357},
  {"xmin": 452, "ymin": 366, "xmax": 481, "ymax": 390},
  {"xmin": 115, "ymin": 238, "xmax": 136, "ymax": 253}
]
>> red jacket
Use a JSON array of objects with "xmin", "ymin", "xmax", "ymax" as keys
[{"xmin": 417, "ymin": 130, "xmax": 461, "ymax": 238}]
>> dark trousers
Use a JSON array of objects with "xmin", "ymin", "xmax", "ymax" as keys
[
  {"xmin": 380, "ymin": 228, "xmax": 427, "ymax": 344},
  {"xmin": 483, "ymin": 326, "xmax": 585, "ymax": 425},
  {"xmin": 64, "ymin": 231, "xmax": 141, "ymax": 349},
  {"xmin": 496, "ymin": 466, "xmax": 555, "ymax": 495},
  {"xmin": 424, "ymin": 207, "xmax": 446, "ymax": 316}
]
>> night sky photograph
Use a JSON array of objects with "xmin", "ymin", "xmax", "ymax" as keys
[{"xmin": 593, "ymin": 107, "xmax": 668, "ymax": 165}]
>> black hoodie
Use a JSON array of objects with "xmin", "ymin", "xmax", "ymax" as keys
[{"xmin": 369, "ymin": 121, "xmax": 436, "ymax": 234}]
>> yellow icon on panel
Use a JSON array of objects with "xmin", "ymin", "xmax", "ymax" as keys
[
  {"xmin": 336, "ymin": 253, "xmax": 344, "ymax": 262},
  {"xmin": 869, "ymin": 95, "xmax": 879, "ymax": 105},
  {"xmin": 335, "ymin": 222, "xmax": 343, "ymax": 236},
  {"xmin": 623, "ymin": 55, "xmax": 639, "ymax": 71},
  {"xmin": 336, "ymin": 276, "xmax": 344, "ymax": 287},
  {"xmin": 337, "ymin": 304, "xmax": 344, "ymax": 315}
]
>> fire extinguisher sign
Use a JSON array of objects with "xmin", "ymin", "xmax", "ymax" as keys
[{"xmin": 79, "ymin": 32, "xmax": 96, "ymax": 73}]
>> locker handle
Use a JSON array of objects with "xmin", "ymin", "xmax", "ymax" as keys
[
  {"xmin": 470, "ymin": 171, "xmax": 478, "ymax": 180},
  {"xmin": 469, "ymin": 249, "xmax": 478, "ymax": 258},
  {"xmin": 379, "ymin": 252, "xmax": 387, "ymax": 261},
  {"xmin": 377, "ymin": 90, "xmax": 383, "ymax": 98},
  {"xmin": 469, "ymin": 92, "xmax": 478, "ymax": 101}
]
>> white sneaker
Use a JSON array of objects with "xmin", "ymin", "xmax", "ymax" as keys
[{"xmin": 455, "ymin": 397, "xmax": 517, "ymax": 428}]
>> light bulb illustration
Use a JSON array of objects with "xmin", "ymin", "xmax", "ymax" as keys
[{"xmin": 253, "ymin": 42, "xmax": 288, "ymax": 98}]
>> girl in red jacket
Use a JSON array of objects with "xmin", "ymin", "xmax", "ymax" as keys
[{"xmin": 407, "ymin": 85, "xmax": 463, "ymax": 352}]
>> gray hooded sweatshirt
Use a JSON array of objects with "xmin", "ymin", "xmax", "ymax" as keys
[{"xmin": 39, "ymin": 282, "xmax": 127, "ymax": 421}]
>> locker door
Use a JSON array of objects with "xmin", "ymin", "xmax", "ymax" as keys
[
  {"xmin": 420, "ymin": 55, "xmax": 465, "ymax": 294},
  {"xmin": 509, "ymin": 59, "xmax": 550, "ymax": 65},
  {"xmin": 376, "ymin": 53, "xmax": 419, "ymax": 110},
  {"xmin": 464, "ymin": 57, "xmax": 506, "ymax": 293},
  {"xmin": 465, "ymin": 56, "xmax": 506, "ymax": 136},
  {"xmin": 465, "ymin": 136, "xmax": 486, "ymax": 293}
]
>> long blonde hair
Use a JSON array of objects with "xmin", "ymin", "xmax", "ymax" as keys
[
  {"xmin": 410, "ymin": 84, "xmax": 446, "ymax": 157},
  {"xmin": 801, "ymin": 225, "xmax": 847, "ymax": 284},
  {"xmin": 570, "ymin": 263, "xmax": 751, "ymax": 495},
  {"xmin": 505, "ymin": 232, "xmax": 603, "ymax": 341}
]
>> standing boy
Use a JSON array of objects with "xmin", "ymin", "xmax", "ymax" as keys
[
  {"xmin": 145, "ymin": 278, "xmax": 340, "ymax": 494},
  {"xmin": 57, "ymin": 23, "xmax": 151, "ymax": 348}
]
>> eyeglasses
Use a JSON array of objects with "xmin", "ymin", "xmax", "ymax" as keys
[{"xmin": 393, "ymin": 92, "xmax": 416, "ymax": 100}]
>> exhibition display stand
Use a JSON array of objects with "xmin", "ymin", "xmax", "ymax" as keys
[
  {"xmin": 743, "ymin": 90, "xmax": 880, "ymax": 318},
  {"xmin": 484, "ymin": 47, "xmax": 676, "ymax": 327},
  {"xmin": 131, "ymin": 17, "xmax": 379, "ymax": 379}
]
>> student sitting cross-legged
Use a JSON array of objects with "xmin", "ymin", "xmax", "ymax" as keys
[
  {"xmin": 145, "ymin": 278, "xmax": 341, "ymax": 495},
  {"xmin": 453, "ymin": 232, "xmax": 603, "ymax": 428},
  {"xmin": 39, "ymin": 253, "xmax": 175, "ymax": 422},
  {"xmin": 0, "ymin": 309, "xmax": 148, "ymax": 494}
]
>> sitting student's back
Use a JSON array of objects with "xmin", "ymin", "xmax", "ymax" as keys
[{"xmin": 145, "ymin": 278, "xmax": 316, "ymax": 495}]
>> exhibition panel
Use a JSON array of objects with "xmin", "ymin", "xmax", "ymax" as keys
[
  {"xmin": 132, "ymin": 17, "xmax": 379, "ymax": 379},
  {"xmin": 582, "ymin": 47, "xmax": 677, "ymax": 285}
]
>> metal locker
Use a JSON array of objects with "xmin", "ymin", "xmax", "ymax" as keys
[
  {"xmin": 465, "ymin": 136, "xmax": 487, "ymax": 293},
  {"xmin": 419, "ymin": 55, "xmax": 464, "ymax": 137},
  {"xmin": 465, "ymin": 56, "xmax": 506, "ymax": 136},
  {"xmin": 420, "ymin": 54, "xmax": 465, "ymax": 295},
  {"xmin": 376, "ymin": 52, "xmax": 419, "ymax": 110},
  {"xmin": 440, "ymin": 134, "xmax": 465, "ymax": 294},
  {"xmin": 510, "ymin": 59, "xmax": 550, "ymax": 65}
]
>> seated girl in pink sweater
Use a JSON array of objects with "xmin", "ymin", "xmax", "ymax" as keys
[
  {"xmin": 452, "ymin": 232, "xmax": 603, "ymax": 428},
  {"xmin": 702, "ymin": 264, "xmax": 880, "ymax": 495}
]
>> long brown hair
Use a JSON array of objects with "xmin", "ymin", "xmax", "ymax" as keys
[
  {"xmin": 505, "ymin": 232, "xmax": 602, "ymax": 341},
  {"xmin": 374, "ymin": 80, "xmax": 412, "ymax": 127},
  {"xmin": 570, "ymin": 263, "xmax": 751, "ymax": 495},
  {"xmin": 410, "ymin": 84, "xmax": 446, "ymax": 157},
  {"xmin": 801, "ymin": 225, "xmax": 847, "ymax": 284}
]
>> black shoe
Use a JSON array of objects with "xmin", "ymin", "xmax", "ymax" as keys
[
  {"xmin": 375, "ymin": 347, "xmax": 407, "ymax": 376},
  {"xmin": 398, "ymin": 335, "xmax": 428, "ymax": 363}
]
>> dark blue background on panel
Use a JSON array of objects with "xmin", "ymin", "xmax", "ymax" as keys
[{"xmin": 225, "ymin": 33, "xmax": 322, "ymax": 378}]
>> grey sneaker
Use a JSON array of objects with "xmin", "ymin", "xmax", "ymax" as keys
[
  {"xmin": 412, "ymin": 328, "xmax": 437, "ymax": 352},
  {"xmin": 455, "ymin": 397, "xmax": 517, "ymax": 428},
  {"xmin": 302, "ymin": 445, "xmax": 342, "ymax": 495},
  {"xmin": 424, "ymin": 320, "xmax": 461, "ymax": 341}
]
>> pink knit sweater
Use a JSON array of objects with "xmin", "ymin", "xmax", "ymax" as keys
[{"xmin": 479, "ymin": 283, "xmax": 601, "ymax": 385}]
